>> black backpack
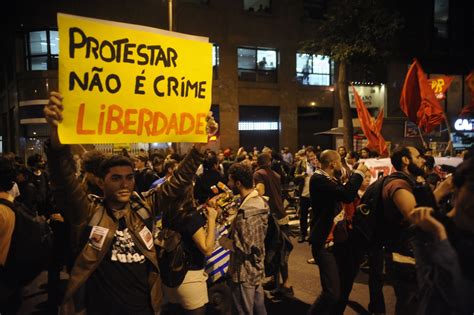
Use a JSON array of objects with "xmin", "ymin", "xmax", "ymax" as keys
[
  {"xmin": 0, "ymin": 198, "xmax": 53, "ymax": 286},
  {"xmin": 351, "ymin": 172, "xmax": 413, "ymax": 248},
  {"xmin": 154, "ymin": 227, "xmax": 188, "ymax": 288}
]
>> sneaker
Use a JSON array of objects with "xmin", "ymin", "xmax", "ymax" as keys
[
  {"xmin": 297, "ymin": 235, "xmax": 306, "ymax": 243},
  {"xmin": 271, "ymin": 286, "xmax": 294, "ymax": 298},
  {"xmin": 307, "ymin": 258, "xmax": 316, "ymax": 264}
]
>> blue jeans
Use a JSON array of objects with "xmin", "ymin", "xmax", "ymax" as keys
[{"xmin": 229, "ymin": 281, "xmax": 267, "ymax": 315}]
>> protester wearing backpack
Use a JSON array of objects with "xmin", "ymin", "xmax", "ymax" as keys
[
  {"xmin": 0, "ymin": 155, "xmax": 54, "ymax": 314},
  {"xmin": 44, "ymin": 91, "xmax": 217, "ymax": 315},
  {"xmin": 376, "ymin": 146, "xmax": 452, "ymax": 315},
  {"xmin": 0, "ymin": 155, "xmax": 20, "ymax": 314},
  {"xmin": 307, "ymin": 150, "xmax": 369, "ymax": 315}
]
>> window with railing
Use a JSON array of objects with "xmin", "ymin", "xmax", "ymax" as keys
[
  {"xmin": 296, "ymin": 53, "xmax": 333, "ymax": 86},
  {"xmin": 25, "ymin": 30, "xmax": 59, "ymax": 71},
  {"xmin": 238, "ymin": 47, "xmax": 278, "ymax": 83}
]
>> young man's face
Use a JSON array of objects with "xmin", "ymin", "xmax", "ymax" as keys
[
  {"xmin": 100, "ymin": 166, "xmax": 135, "ymax": 208},
  {"xmin": 227, "ymin": 175, "xmax": 240, "ymax": 195},
  {"xmin": 338, "ymin": 147, "xmax": 347, "ymax": 158},
  {"xmin": 217, "ymin": 153, "xmax": 225, "ymax": 163},
  {"xmin": 307, "ymin": 151, "xmax": 319, "ymax": 168},
  {"xmin": 134, "ymin": 159, "xmax": 145, "ymax": 169},
  {"xmin": 332, "ymin": 154, "xmax": 343, "ymax": 172},
  {"xmin": 345, "ymin": 153, "xmax": 355, "ymax": 166}
]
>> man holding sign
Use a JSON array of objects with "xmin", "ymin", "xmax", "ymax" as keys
[{"xmin": 44, "ymin": 91, "xmax": 217, "ymax": 314}]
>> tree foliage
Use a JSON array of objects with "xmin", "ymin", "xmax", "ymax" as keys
[
  {"xmin": 300, "ymin": 0, "xmax": 403, "ymax": 150},
  {"xmin": 301, "ymin": 0, "xmax": 403, "ymax": 64}
]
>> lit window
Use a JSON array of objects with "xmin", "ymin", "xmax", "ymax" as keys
[
  {"xmin": 238, "ymin": 121, "xmax": 280, "ymax": 131},
  {"xmin": 296, "ymin": 53, "xmax": 333, "ymax": 86},
  {"xmin": 244, "ymin": 0, "xmax": 271, "ymax": 14},
  {"xmin": 434, "ymin": 0, "xmax": 449, "ymax": 38},
  {"xmin": 212, "ymin": 44, "xmax": 219, "ymax": 79},
  {"xmin": 26, "ymin": 30, "xmax": 59, "ymax": 71},
  {"xmin": 238, "ymin": 47, "xmax": 278, "ymax": 82}
]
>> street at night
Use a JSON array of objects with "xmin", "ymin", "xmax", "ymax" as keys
[{"xmin": 1, "ymin": 0, "xmax": 473, "ymax": 315}]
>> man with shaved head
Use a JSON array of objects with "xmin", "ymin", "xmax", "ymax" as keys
[{"xmin": 308, "ymin": 149, "xmax": 369, "ymax": 315}]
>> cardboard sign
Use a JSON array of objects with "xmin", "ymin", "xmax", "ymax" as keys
[{"xmin": 58, "ymin": 13, "xmax": 212, "ymax": 144}]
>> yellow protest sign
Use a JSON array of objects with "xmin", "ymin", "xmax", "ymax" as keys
[{"xmin": 57, "ymin": 13, "xmax": 212, "ymax": 144}]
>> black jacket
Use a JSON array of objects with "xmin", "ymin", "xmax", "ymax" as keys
[{"xmin": 309, "ymin": 169, "xmax": 363, "ymax": 249}]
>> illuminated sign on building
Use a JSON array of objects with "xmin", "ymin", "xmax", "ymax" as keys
[{"xmin": 454, "ymin": 119, "xmax": 473, "ymax": 131}]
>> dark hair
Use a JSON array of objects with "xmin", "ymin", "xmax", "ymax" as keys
[
  {"xmin": 16, "ymin": 164, "xmax": 31, "ymax": 178},
  {"xmin": 228, "ymin": 163, "xmax": 253, "ymax": 189},
  {"xmin": 453, "ymin": 157, "xmax": 474, "ymax": 190},
  {"xmin": 359, "ymin": 147, "xmax": 371, "ymax": 156},
  {"xmin": 98, "ymin": 155, "xmax": 134, "ymax": 178},
  {"xmin": 163, "ymin": 159, "xmax": 178, "ymax": 173},
  {"xmin": 257, "ymin": 153, "xmax": 271, "ymax": 167},
  {"xmin": 305, "ymin": 146, "xmax": 317, "ymax": 154},
  {"xmin": 82, "ymin": 150, "xmax": 107, "ymax": 176},
  {"xmin": 27, "ymin": 153, "xmax": 43, "ymax": 168},
  {"xmin": 169, "ymin": 153, "xmax": 181, "ymax": 162},
  {"xmin": 424, "ymin": 155, "xmax": 435, "ymax": 170},
  {"xmin": 0, "ymin": 156, "xmax": 16, "ymax": 191},
  {"xmin": 463, "ymin": 147, "xmax": 474, "ymax": 161},
  {"xmin": 347, "ymin": 151, "xmax": 359, "ymax": 161},
  {"xmin": 203, "ymin": 155, "xmax": 218, "ymax": 171},
  {"xmin": 390, "ymin": 146, "xmax": 412, "ymax": 171},
  {"xmin": 271, "ymin": 152, "xmax": 282, "ymax": 161}
]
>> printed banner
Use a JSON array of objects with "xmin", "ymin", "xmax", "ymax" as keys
[
  {"xmin": 58, "ymin": 13, "xmax": 212, "ymax": 144},
  {"xmin": 362, "ymin": 157, "xmax": 462, "ymax": 184}
]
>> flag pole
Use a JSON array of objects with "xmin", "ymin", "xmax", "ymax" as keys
[
  {"xmin": 443, "ymin": 114, "xmax": 454, "ymax": 156},
  {"xmin": 417, "ymin": 126, "xmax": 428, "ymax": 149}
]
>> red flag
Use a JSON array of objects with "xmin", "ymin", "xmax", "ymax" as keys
[
  {"xmin": 374, "ymin": 106, "xmax": 384, "ymax": 133},
  {"xmin": 466, "ymin": 71, "xmax": 474, "ymax": 93},
  {"xmin": 460, "ymin": 103, "xmax": 474, "ymax": 117},
  {"xmin": 399, "ymin": 59, "xmax": 445, "ymax": 133},
  {"xmin": 428, "ymin": 76, "xmax": 454, "ymax": 100},
  {"xmin": 463, "ymin": 71, "xmax": 474, "ymax": 116},
  {"xmin": 352, "ymin": 86, "xmax": 388, "ymax": 156}
]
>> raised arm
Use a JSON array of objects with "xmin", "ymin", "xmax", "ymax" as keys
[
  {"xmin": 148, "ymin": 113, "xmax": 218, "ymax": 212},
  {"xmin": 44, "ymin": 91, "xmax": 92, "ymax": 224}
]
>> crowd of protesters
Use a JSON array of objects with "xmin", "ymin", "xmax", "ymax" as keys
[{"xmin": 0, "ymin": 91, "xmax": 473, "ymax": 315}]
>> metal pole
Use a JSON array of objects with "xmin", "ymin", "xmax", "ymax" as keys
[
  {"xmin": 168, "ymin": 0, "xmax": 173, "ymax": 31},
  {"xmin": 417, "ymin": 126, "xmax": 428, "ymax": 149},
  {"xmin": 168, "ymin": 0, "xmax": 180, "ymax": 153}
]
